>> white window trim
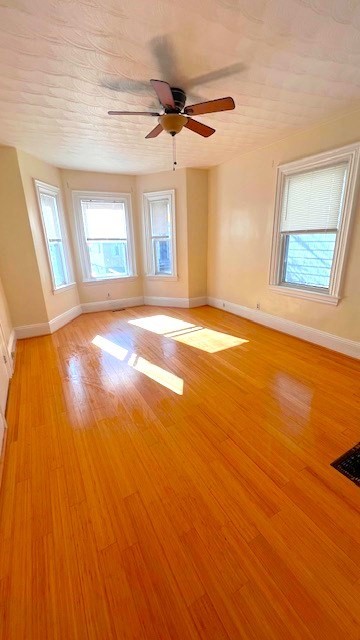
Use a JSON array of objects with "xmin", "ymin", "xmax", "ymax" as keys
[
  {"xmin": 81, "ymin": 276, "xmax": 138, "ymax": 284},
  {"xmin": 53, "ymin": 283, "xmax": 77, "ymax": 294},
  {"xmin": 269, "ymin": 142, "xmax": 360, "ymax": 305},
  {"xmin": 72, "ymin": 190, "xmax": 137, "ymax": 283},
  {"xmin": 143, "ymin": 190, "xmax": 177, "ymax": 278},
  {"xmin": 34, "ymin": 179, "xmax": 75, "ymax": 293},
  {"xmin": 144, "ymin": 275, "xmax": 179, "ymax": 282}
]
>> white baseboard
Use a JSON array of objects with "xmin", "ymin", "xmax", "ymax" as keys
[
  {"xmin": 207, "ymin": 297, "xmax": 360, "ymax": 359},
  {"xmin": 144, "ymin": 296, "xmax": 207, "ymax": 308},
  {"xmin": 12, "ymin": 294, "xmax": 359, "ymax": 359},
  {"xmin": 81, "ymin": 296, "xmax": 144, "ymax": 313},
  {"xmin": 188, "ymin": 296, "xmax": 208, "ymax": 308},
  {"xmin": 7, "ymin": 330, "xmax": 16, "ymax": 371},
  {"xmin": 15, "ymin": 305, "xmax": 82, "ymax": 339},
  {"xmin": 0, "ymin": 410, "xmax": 7, "ymax": 488},
  {"xmin": 144, "ymin": 296, "xmax": 189, "ymax": 308},
  {"xmin": 15, "ymin": 295, "xmax": 202, "ymax": 339},
  {"xmin": 15, "ymin": 322, "xmax": 50, "ymax": 339},
  {"xmin": 49, "ymin": 305, "xmax": 82, "ymax": 333}
]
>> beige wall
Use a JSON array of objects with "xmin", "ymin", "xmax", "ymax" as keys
[
  {"xmin": 136, "ymin": 169, "xmax": 189, "ymax": 299},
  {"xmin": 0, "ymin": 158, "xmax": 207, "ymax": 329},
  {"xmin": 0, "ymin": 146, "xmax": 47, "ymax": 327},
  {"xmin": 17, "ymin": 151, "xmax": 80, "ymax": 321},
  {"xmin": 186, "ymin": 169, "xmax": 208, "ymax": 299},
  {"xmin": 208, "ymin": 110, "xmax": 360, "ymax": 341},
  {"xmin": 61, "ymin": 170, "xmax": 142, "ymax": 304},
  {"xmin": 0, "ymin": 275, "xmax": 12, "ymax": 346}
]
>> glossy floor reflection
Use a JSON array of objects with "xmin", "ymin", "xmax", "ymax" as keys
[{"xmin": 1, "ymin": 305, "xmax": 360, "ymax": 640}]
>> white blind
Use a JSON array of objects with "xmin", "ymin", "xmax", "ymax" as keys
[
  {"xmin": 150, "ymin": 200, "xmax": 170, "ymax": 237},
  {"xmin": 280, "ymin": 162, "xmax": 347, "ymax": 232},
  {"xmin": 81, "ymin": 200, "xmax": 127, "ymax": 239}
]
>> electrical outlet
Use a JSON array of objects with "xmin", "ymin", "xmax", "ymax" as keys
[{"xmin": 256, "ymin": 302, "xmax": 260, "ymax": 310}]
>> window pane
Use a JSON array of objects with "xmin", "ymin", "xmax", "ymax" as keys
[
  {"xmin": 49, "ymin": 241, "xmax": 67, "ymax": 287},
  {"xmin": 282, "ymin": 233, "xmax": 336, "ymax": 289},
  {"xmin": 40, "ymin": 194, "xmax": 61, "ymax": 239},
  {"xmin": 38, "ymin": 187, "xmax": 70, "ymax": 289},
  {"xmin": 153, "ymin": 239, "xmax": 171, "ymax": 275},
  {"xmin": 81, "ymin": 201, "xmax": 127, "ymax": 239},
  {"xmin": 87, "ymin": 240, "xmax": 128, "ymax": 278},
  {"xmin": 150, "ymin": 200, "xmax": 170, "ymax": 237}
]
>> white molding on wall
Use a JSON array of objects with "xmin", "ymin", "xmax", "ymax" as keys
[
  {"xmin": 14, "ymin": 296, "xmax": 207, "ymax": 341},
  {"xmin": 143, "ymin": 296, "xmax": 188, "ymax": 308},
  {"xmin": 15, "ymin": 322, "xmax": 50, "ymax": 339},
  {"xmin": 81, "ymin": 296, "xmax": 144, "ymax": 313},
  {"xmin": 7, "ymin": 330, "xmax": 15, "ymax": 356},
  {"xmin": 143, "ymin": 296, "xmax": 207, "ymax": 308},
  {"xmin": 269, "ymin": 285, "xmax": 340, "ymax": 305},
  {"xmin": 14, "ymin": 295, "xmax": 358, "ymax": 360},
  {"xmin": 0, "ymin": 410, "xmax": 7, "ymax": 488},
  {"xmin": 48, "ymin": 305, "xmax": 82, "ymax": 333},
  {"xmin": 7, "ymin": 330, "xmax": 16, "ymax": 374},
  {"xmin": 143, "ymin": 190, "xmax": 177, "ymax": 278},
  {"xmin": 207, "ymin": 297, "xmax": 360, "ymax": 360},
  {"xmin": 188, "ymin": 296, "xmax": 208, "ymax": 308},
  {"xmin": 15, "ymin": 305, "xmax": 82, "ymax": 339},
  {"xmin": 72, "ymin": 190, "xmax": 137, "ymax": 282}
]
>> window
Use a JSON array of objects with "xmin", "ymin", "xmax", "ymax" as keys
[
  {"xmin": 72, "ymin": 192, "xmax": 136, "ymax": 282},
  {"xmin": 35, "ymin": 180, "xmax": 73, "ymax": 291},
  {"xmin": 270, "ymin": 143, "xmax": 360, "ymax": 304},
  {"xmin": 143, "ymin": 190, "xmax": 176, "ymax": 278}
]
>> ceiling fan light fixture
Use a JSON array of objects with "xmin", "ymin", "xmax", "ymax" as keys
[{"xmin": 159, "ymin": 113, "xmax": 188, "ymax": 136}]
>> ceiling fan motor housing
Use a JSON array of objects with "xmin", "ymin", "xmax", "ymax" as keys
[
  {"xmin": 158, "ymin": 87, "xmax": 188, "ymax": 136},
  {"xmin": 167, "ymin": 87, "xmax": 187, "ymax": 113}
]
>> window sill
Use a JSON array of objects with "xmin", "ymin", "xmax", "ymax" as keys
[
  {"xmin": 269, "ymin": 284, "xmax": 340, "ymax": 305},
  {"xmin": 53, "ymin": 282, "xmax": 77, "ymax": 295},
  {"xmin": 145, "ymin": 275, "xmax": 178, "ymax": 281},
  {"xmin": 82, "ymin": 275, "xmax": 138, "ymax": 286}
]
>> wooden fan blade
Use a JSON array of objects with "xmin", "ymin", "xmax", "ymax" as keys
[
  {"xmin": 108, "ymin": 111, "xmax": 160, "ymax": 116},
  {"xmin": 150, "ymin": 79, "xmax": 175, "ymax": 109},
  {"xmin": 145, "ymin": 124, "xmax": 163, "ymax": 139},
  {"xmin": 184, "ymin": 97, "xmax": 235, "ymax": 116},
  {"xmin": 185, "ymin": 118, "xmax": 215, "ymax": 137}
]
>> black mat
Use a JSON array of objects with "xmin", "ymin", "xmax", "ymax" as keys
[{"xmin": 331, "ymin": 442, "xmax": 360, "ymax": 487}]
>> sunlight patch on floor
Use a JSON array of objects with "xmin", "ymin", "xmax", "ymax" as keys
[
  {"xmin": 169, "ymin": 327, "xmax": 248, "ymax": 353},
  {"xmin": 92, "ymin": 335, "xmax": 183, "ymax": 395},
  {"xmin": 92, "ymin": 335, "xmax": 128, "ymax": 360},
  {"xmin": 129, "ymin": 315, "xmax": 195, "ymax": 335},
  {"xmin": 130, "ymin": 354, "xmax": 183, "ymax": 395},
  {"xmin": 128, "ymin": 314, "xmax": 248, "ymax": 353}
]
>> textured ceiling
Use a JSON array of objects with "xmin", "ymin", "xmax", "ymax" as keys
[{"xmin": 1, "ymin": 0, "xmax": 360, "ymax": 173}]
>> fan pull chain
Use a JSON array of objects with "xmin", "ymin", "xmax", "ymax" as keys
[{"xmin": 172, "ymin": 135, "xmax": 177, "ymax": 171}]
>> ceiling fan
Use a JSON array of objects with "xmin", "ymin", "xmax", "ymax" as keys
[{"xmin": 108, "ymin": 79, "xmax": 235, "ymax": 139}]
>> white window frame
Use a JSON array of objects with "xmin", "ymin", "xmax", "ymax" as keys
[
  {"xmin": 35, "ymin": 180, "xmax": 75, "ymax": 293},
  {"xmin": 269, "ymin": 143, "xmax": 360, "ymax": 305},
  {"xmin": 72, "ymin": 191, "xmax": 137, "ymax": 283},
  {"xmin": 143, "ymin": 190, "xmax": 177, "ymax": 280}
]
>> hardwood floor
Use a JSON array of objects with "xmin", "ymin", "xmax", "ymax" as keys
[{"xmin": 1, "ymin": 305, "xmax": 359, "ymax": 639}]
